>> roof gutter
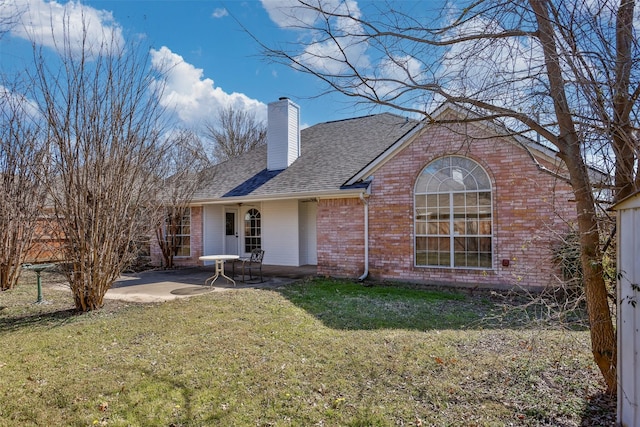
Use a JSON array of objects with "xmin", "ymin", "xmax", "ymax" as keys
[
  {"xmin": 358, "ymin": 191, "xmax": 369, "ymax": 282},
  {"xmin": 192, "ymin": 188, "xmax": 367, "ymax": 206}
]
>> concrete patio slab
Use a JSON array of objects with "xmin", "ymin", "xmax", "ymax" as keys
[{"xmin": 104, "ymin": 266, "xmax": 315, "ymax": 303}]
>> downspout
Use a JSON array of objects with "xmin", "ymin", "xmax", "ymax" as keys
[{"xmin": 358, "ymin": 191, "xmax": 369, "ymax": 281}]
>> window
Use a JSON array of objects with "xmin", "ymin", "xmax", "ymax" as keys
[
  {"xmin": 244, "ymin": 208, "xmax": 261, "ymax": 253},
  {"xmin": 225, "ymin": 212, "xmax": 235, "ymax": 236},
  {"xmin": 414, "ymin": 156, "xmax": 492, "ymax": 268},
  {"xmin": 166, "ymin": 207, "xmax": 191, "ymax": 257}
]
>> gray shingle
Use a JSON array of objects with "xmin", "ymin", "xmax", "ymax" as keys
[{"xmin": 193, "ymin": 112, "xmax": 419, "ymax": 201}]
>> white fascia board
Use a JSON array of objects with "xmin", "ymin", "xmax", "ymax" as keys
[
  {"xmin": 345, "ymin": 102, "xmax": 581, "ymax": 187},
  {"xmin": 611, "ymin": 191, "xmax": 640, "ymax": 211},
  {"xmin": 192, "ymin": 188, "xmax": 367, "ymax": 206}
]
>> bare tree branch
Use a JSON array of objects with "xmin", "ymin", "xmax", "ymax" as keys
[
  {"xmin": 28, "ymin": 11, "xmax": 168, "ymax": 311},
  {"xmin": 203, "ymin": 105, "xmax": 266, "ymax": 163},
  {"xmin": 259, "ymin": 0, "xmax": 639, "ymax": 393},
  {"xmin": 153, "ymin": 129, "xmax": 212, "ymax": 268},
  {"xmin": 0, "ymin": 78, "xmax": 48, "ymax": 290}
]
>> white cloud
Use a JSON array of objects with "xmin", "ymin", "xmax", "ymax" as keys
[
  {"xmin": 294, "ymin": 37, "xmax": 366, "ymax": 75},
  {"xmin": 260, "ymin": 0, "xmax": 325, "ymax": 28},
  {"xmin": 212, "ymin": 8, "xmax": 228, "ymax": 19},
  {"xmin": 150, "ymin": 46, "xmax": 267, "ymax": 127},
  {"xmin": 1, "ymin": 0, "xmax": 124, "ymax": 56},
  {"xmin": 0, "ymin": 84, "xmax": 40, "ymax": 121},
  {"xmin": 1, "ymin": 1, "xmax": 268, "ymax": 131},
  {"xmin": 372, "ymin": 55, "xmax": 424, "ymax": 96},
  {"xmin": 261, "ymin": 0, "xmax": 369, "ymax": 75},
  {"xmin": 261, "ymin": 0, "xmax": 362, "ymax": 31},
  {"xmin": 439, "ymin": 15, "xmax": 544, "ymax": 110}
]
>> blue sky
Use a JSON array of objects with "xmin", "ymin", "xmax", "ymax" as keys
[{"xmin": 1, "ymin": 0, "xmax": 388, "ymax": 129}]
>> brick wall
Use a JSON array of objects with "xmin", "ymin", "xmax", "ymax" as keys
[
  {"xmin": 317, "ymin": 198, "xmax": 365, "ymax": 277},
  {"xmin": 318, "ymin": 120, "xmax": 576, "ymax": 289}
]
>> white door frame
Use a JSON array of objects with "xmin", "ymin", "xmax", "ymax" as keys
[{"xmin": 224, "ymin": 208, "xmax": 239, "ymax": 255}]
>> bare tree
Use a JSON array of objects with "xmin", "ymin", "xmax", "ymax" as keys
[
  {"xmin": 0, "ymin": 0, "xmax": 25, "ymax": 41},
  {"xmin": 154, "ymin": 129, "xmax": 211, "ymax": 268},
  {"xmin": 203, "ymin": 105, "xmax": 266, "ymax": 162},
  {"xmin": 28, "ymin": 16, "xmax": 167, "ymax": 311},
  {"xmin": 0, "ymin": 80, "xmax": 47, "ymax": 290},
  {"xmin": 261, "ymin": 0, "xmax": 639, "ymax": 393}
]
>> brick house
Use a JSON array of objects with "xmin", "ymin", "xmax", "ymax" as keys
[{"xmin": 151, "ymin": 98, "xmax": 579, "ymax": 289}]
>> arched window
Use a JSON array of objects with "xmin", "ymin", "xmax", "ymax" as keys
[
  {"xmin": 244, "ymin": 208, "xmax": 261, "ymax": 253},
  {"xmin": 414, "ymin": 156, "xmax": 492, "ymax": 268}
]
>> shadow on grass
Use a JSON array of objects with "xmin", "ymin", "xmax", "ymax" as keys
[
  {"xmin": 0, "ymin": 308, "xmax": 79, "ymax": 333},
  {"xmin": 579, "ymin": 392, "xmax": 616, "ymax": 426},
  {"xmin": 275, "ymin": 278, "xmax": 590, "ymax": 331},
  {"xmin": 122, "ymin": 366, "xmax": 228, "ymax": 426}
]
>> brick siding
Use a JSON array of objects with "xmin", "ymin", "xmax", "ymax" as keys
[
  {"xmin": 318, "ymin": 120, "xmax": 576, "ymax": 289},
  {"xmin": 317, "ymin": 198, "xmax": 365, "ymax": 277}
]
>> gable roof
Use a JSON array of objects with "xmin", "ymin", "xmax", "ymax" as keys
[
  {"xmin": 193, "ymin": 112, "xmax": 420, "ymax": 203},
  {"xmin": 346, "ymin": 103, "xmax": 565, "ymax": 186},
  {"xmin": 192, "ymin": 103, "xmax": 608, "ymax": 205}
]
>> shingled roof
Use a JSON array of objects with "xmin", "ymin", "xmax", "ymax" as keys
[{"xmin": 193, "ymin": 112, "xmax": 420, "ymax": 203}]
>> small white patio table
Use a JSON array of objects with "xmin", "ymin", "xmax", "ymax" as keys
[{"xmin": 199, "ymin": 255, "xmax": 240, "ymax": 286}]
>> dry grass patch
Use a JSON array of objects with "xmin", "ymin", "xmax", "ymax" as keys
[{"xmin": 0, "ymin": 275, "xmax": 614, "ymax": 426}]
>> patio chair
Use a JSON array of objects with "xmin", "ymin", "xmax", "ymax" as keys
[{"xmin": 232, "ymin": 249, "xmax": 265, "ymax": 283}]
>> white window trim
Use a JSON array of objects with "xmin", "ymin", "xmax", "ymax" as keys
[
  {"xmin": 413, "ymin": 157, "xmax": 494, "ymax": 270},
  {"xmin": 166, "ymin": 207, "xmax": 191, "ymax": 258}
]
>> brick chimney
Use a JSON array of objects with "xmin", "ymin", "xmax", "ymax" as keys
[{"xmin": 267, "ymin": 97, "xmax": 300, "ymax": 171}]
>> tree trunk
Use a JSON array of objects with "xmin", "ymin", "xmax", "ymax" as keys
[
  {"xmin": 612, "ymin": 0, "xmax": 638, "ymax": 201},
  {"xmin": 155, "ymin": 221, "xmax": 175, "ymax": 269},
  {"xmin": 564, "ymin": 153, "xmax": 617, "ymax": 393},
  {"xmin": 531, "ymin": 0, "xmax": 617, "ymax": 393}
]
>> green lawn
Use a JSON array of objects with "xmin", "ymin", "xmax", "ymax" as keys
[{"xmin": 0, "ymin": 275, "xmax": 614, "ymax": 426}]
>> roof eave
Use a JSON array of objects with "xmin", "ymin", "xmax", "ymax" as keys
[
  {"xmin": 345, "ymin": 103, "xmax": 611, "ymax": 187},
  {"xmin": 191, "ymin": 187, "xmax": 369, "ymax": 205},
  {"xmin": 610, "ymin": 190, "xmax": 640, "ymax": 211}
]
